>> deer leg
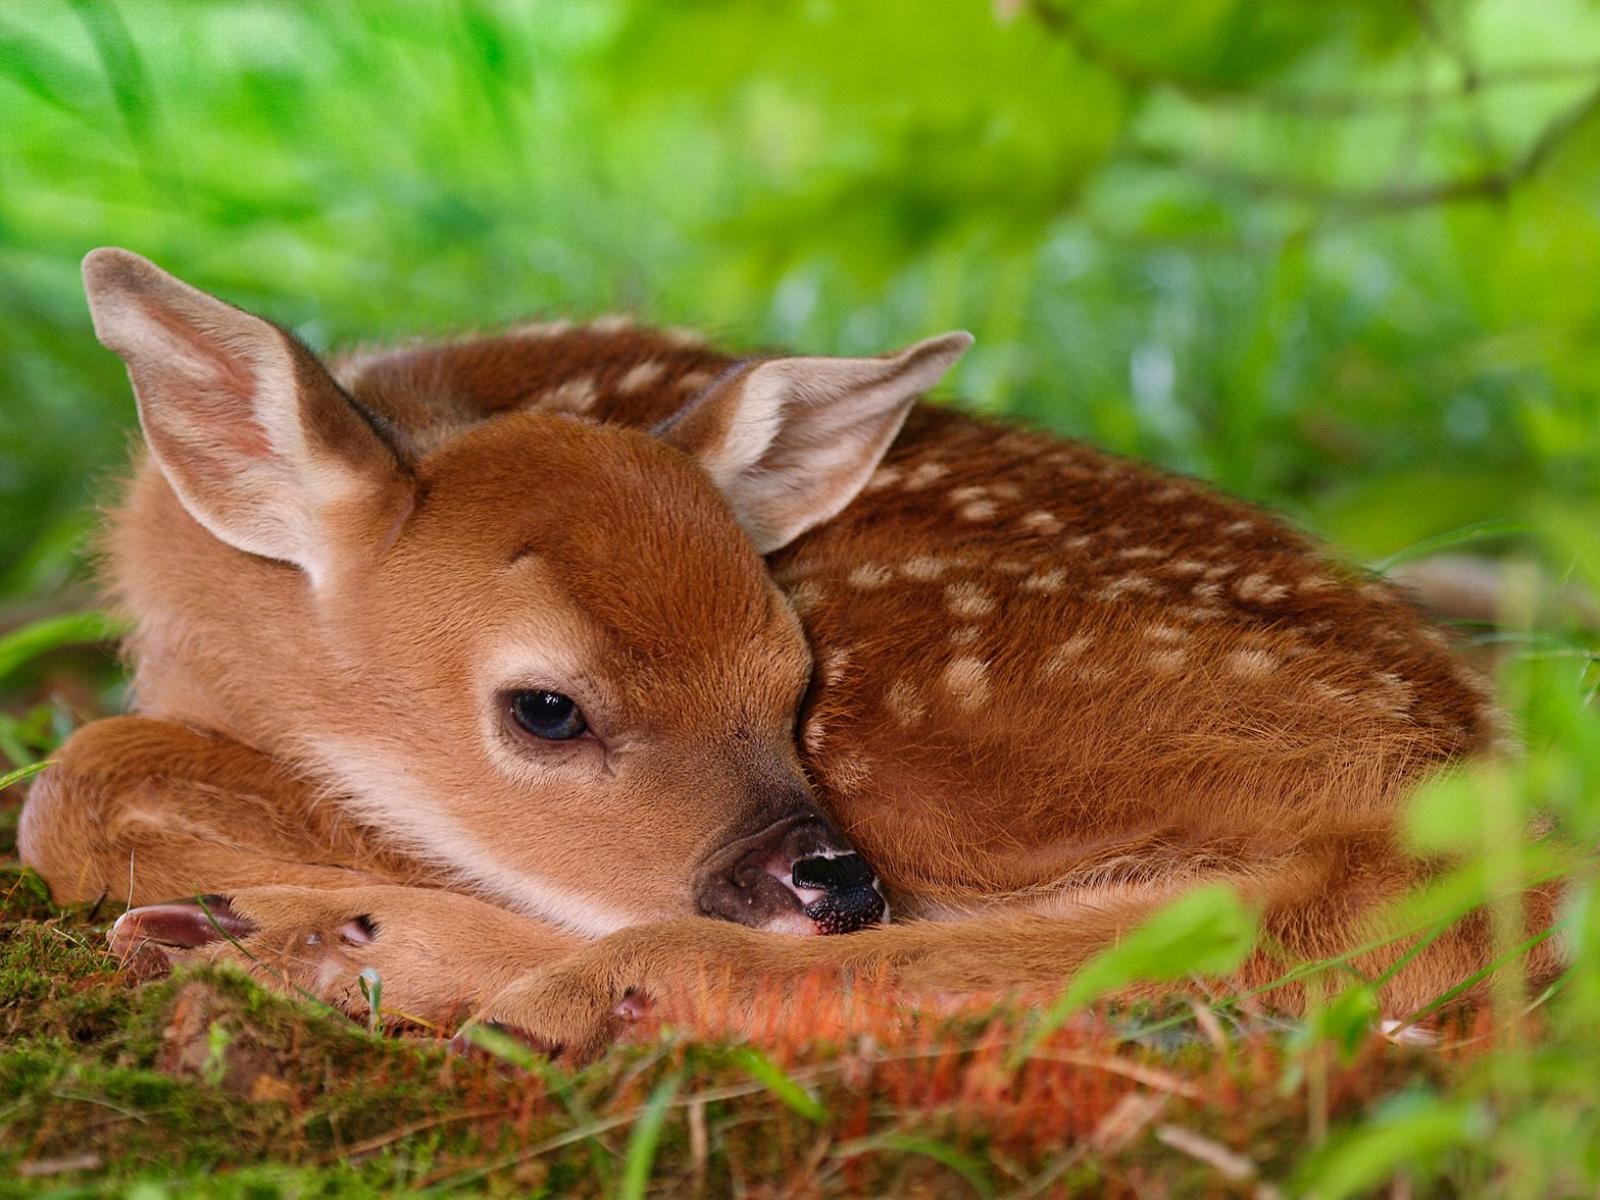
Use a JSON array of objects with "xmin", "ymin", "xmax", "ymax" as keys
[
  {"xmin": 107, "ymin": 883, "xmax": 582, "ymax": 1028},
  {"xmin": 477, "ymin": 846, "xmax": 1566, "ymax": 1061},
  {"xmin": 18, "ymin": 716, "xmax": 427, "ymax": 903},
  {"xmin": 19, "ymin": 716, "xmax": 582, "ymax": 1027}
]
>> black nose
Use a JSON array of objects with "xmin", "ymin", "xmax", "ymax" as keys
[
  {"xmin": 791, "ymin": 853, "xmax": 886, "ymax": 934},
  {"xmin": 694, "ymin": 813, "xmax": 887, "ymax": 935}
]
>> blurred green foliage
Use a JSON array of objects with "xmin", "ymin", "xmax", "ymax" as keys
[
  {"xmin": 4, "ymin": 2, "xmax": 1600, "ymax": 1196},
  {"xmin": 3, "ymin": 0, "xmax": 1600, "ymax": 609}
]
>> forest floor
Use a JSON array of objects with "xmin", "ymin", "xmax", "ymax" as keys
[{"xmin": 1, "ymin": 783, "xmax": 1501, "ymax": 1200}]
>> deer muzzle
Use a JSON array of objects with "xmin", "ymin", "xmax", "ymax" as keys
[{"xmin": 693, "ymin": 811, "xmax": 887, "ymax": 936}]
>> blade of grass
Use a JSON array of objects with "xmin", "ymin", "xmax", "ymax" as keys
[
  {"xmin": 0, "ymin": 611, "xmax": 125, "ymax": 683},
  {"xmin": 730, "ymin": 1046, "xmax": 826, "ymax": 1122},
  {"xmin": 833, "ymin": 1132, "xmax": 995, "ymax": 1199},
  {"xmin": 617, "ymin": 1073, "xmax": 682, "ymax": 1200},
  {"xmin": 0, "ymin": 759, "xmax": 53, "ymax": 792},
  {"xmin": 1371, "ymin": 517, "xmax": 1528, "ymax": 573}
]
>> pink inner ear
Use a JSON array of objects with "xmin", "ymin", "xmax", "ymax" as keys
[{"xmin": 139, "ymin": 295, "xmax": 273, "ymax": 459}]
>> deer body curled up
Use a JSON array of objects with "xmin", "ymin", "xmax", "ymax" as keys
[{"xmin": 19, "ymin": 250, "xmax": 1557, "ymax": 1059}]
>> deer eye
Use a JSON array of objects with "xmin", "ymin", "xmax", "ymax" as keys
[{"xmin": 509, "ymin": 690, "xmax": 588, "ymax": 741}]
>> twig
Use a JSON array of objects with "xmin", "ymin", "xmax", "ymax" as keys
[
  {"xmin": 315, "ymin": 1104, "xmax": 504, "ymax": 1165},
  {"xmin": 1027, "ymin": 0, "xmax": 1600, "ymax": 117}
]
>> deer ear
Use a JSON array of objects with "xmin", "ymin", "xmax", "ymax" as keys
[
  {"xmin": 660, "ymin": 332, "xmax": 972, "ymax": 553},
  {"xmin": 83, "ymin": 248, "xmax": 412, "ymax": 585}
]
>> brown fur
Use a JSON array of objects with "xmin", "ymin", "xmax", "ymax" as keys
[{"xmin": 19, "ymin": 252, "xmax": 1559, "ymax": 1061}]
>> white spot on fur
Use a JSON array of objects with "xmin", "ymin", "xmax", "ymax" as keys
[
  {"xmin": 1369, "ymin": 671, "xmax": 1416, "ymax": 713},
  {"xmin": 787, "ymin": 581, "xmax": 826, "ymax": 616},
  {"xmin": 1040, "ymin": 635, "xmax": 1093, "ymax": 677},
  {"xmin": 1311, "ymin": 680, "xmax": 1357, "ymax": 705},
  {"xmin": 848, "ymin": 563, "xmax": 893, "ymax": 589},
  {"xmin": 1169, "ymin": 605, "xmax": 1223, "ymax": 623},
  {"xmin": 959, "ymin": 500, "xmax": 998, "ymax": 521},
  {"xmin": 589, "ymin": 313, "xmax": 634, "ymax": 334},
  {"xmin": 1063, "ymin": 535, "xmax": 1093, "ymax": 552},
  {"xmin": 617, "ymin": 361, "xmax": 666, "ymax": 394},
  {"xmin": 943, "ymin": 657, "xmax": 990, "ymax": 710},
  {"xmin": 1145, "ymin": 624, "xmax": 1186, "ymax": 643},
  {"xmin": 822, "ymin": 648, "xmax": 853, "ymax": 686},
  {"xmin": 1021, "ymin": 510, "xmax": 1062, "ymax": 534},
  {"xmin": 1222, "ymin": 519, "xmax": 1254, "ymax": 536},
  {"xmin": 903, "ymin": 461, "xmax": 949, "ymax": 490},
  {"xmin": 864, "ymin": 466, "xmax": 903, "ymax": 493},
  {"xmin": 678, "ymin": 369, "xmax": 715, "ymax": 392},
  {"xmin": 950, "ymin": 625, "xmax": 981, "ymax": 645},
  {"xmin": 1098, "ymin": 575, "xmax": 1157, "ymax": 600},
  {"xmin": 1149, "ymin": 648, "xmax": 1187, "ymax": 671},
  {"xmin": 1022, "ymin": 568, "xmax": 1067, "ymax": 593},
  {"xmin": 663, "ymin": 326, "xmax": 708, "ymax": 347},
  {"xmin": 804, "ymin": 717, "xmax": 826, "ymax": 755},
  {"xmin": 901, "ymin": 555, "xmax": 950, "ymax": 581},
  {"xmin": 1227, "ymin": 649, "xmax": 1279, "ymax": 677},
  {"xmin": 946, "ymin": 582, "xmax": 995, "ymax": 617},
  {"xmin": 1236, "ymin": 573, "xmax": 1289, "ymax": 604},
  {"xmin": 949, "ymin": 485, "xmax": 988, "ymax": 504},
  {"xmin": 545, "ymin": 375, "xmax": 598, "ymax": 413},
  {"xmin": 828, "ymin": 751, "xmax": 871, "ymax": 792},
  {"xmin": 1117, "ymin": 546, "xmax": 1168, "ymax": 561},
  {"xmin": 1152, "ymin": 485, "xmax": 1188, "ymax": 503},
  {"xmin": 1165, "ymin": 559, "xmax": 1208, "ymax": 576},
  {"xmin": 884, "ymin": 678, "xmax": 925, "ymax": 726}
]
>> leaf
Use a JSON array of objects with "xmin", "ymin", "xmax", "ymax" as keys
[
  {"xmin": 1011, "ymin": 884, "xmax": 1257, "ymax": 1065},
  {"xmin": 1295, "ymin": 1093, "xmax": 1486, "ymax": 1200},
  {"xmin": 1403, "ymin": 766, "xmax": 1496, "ymax": 855},
  {"xmin": 1307, "ymin": 983, "xmax": 1381, "ymax": 1061}
]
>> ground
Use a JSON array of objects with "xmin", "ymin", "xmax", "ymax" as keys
[{"xmin": 0, "ymin": 773, "xmax": 1528, "ymax": 1200}]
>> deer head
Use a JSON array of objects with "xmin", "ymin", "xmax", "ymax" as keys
[{"xmin": 82, "ymin": 248, "xmax": 970, "ymax": 937}]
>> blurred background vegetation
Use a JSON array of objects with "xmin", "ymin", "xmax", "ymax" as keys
[
  {"xmin": 4, "ymin": 0, "xmax": 1600, "ymax": 595},
  {"xmin": 3, "ymin": 2, "xmax": 1600, "ymax": 1195}
]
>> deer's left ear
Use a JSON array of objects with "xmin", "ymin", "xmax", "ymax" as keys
[{"xmin": 660, "ymin": 332, "xmax": 972, "ymax": 553}]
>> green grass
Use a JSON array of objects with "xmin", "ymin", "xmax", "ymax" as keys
[{"xmin": 3, "ymin": 0, "xmax": 1600, "ymax": 1195}]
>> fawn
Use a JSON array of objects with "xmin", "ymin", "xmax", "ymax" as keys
[{"xmin": 19, "ymin": 249, "xmax": 1559, "ymax": 1059}]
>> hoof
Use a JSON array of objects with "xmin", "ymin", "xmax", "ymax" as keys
[
  {"xmin": 109, "ymin": 895, "xmax": 257, "ymax": 965},
  {"xmin": 448, "ymin": 1020, "xmax": 564, "ymax": 1066}
]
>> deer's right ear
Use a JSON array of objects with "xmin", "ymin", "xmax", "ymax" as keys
[{"xmin": 83, "ymin": 248, "xmax": 412, "ymax": 585}]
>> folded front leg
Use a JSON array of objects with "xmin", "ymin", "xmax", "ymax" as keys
[
  {"xmin": 21, "ymin": 717, "xmax": 583, "ymax": 1029},
  {"xmin": 20, "ymin": 716, "xmax": 430, "ymax": 904},
  {"xmin": 111, "ymin": 883, "xmax": 583, "ymax": 1029}
]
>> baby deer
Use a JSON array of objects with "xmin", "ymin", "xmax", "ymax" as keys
[{"xmin": 20, "ymin": 249, "xmax": 1557, "ymax": 1058}]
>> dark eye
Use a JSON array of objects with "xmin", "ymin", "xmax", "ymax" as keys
[{"xmin": 509, "ymin": 690, "xmax": 588, "ymax": 741}]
